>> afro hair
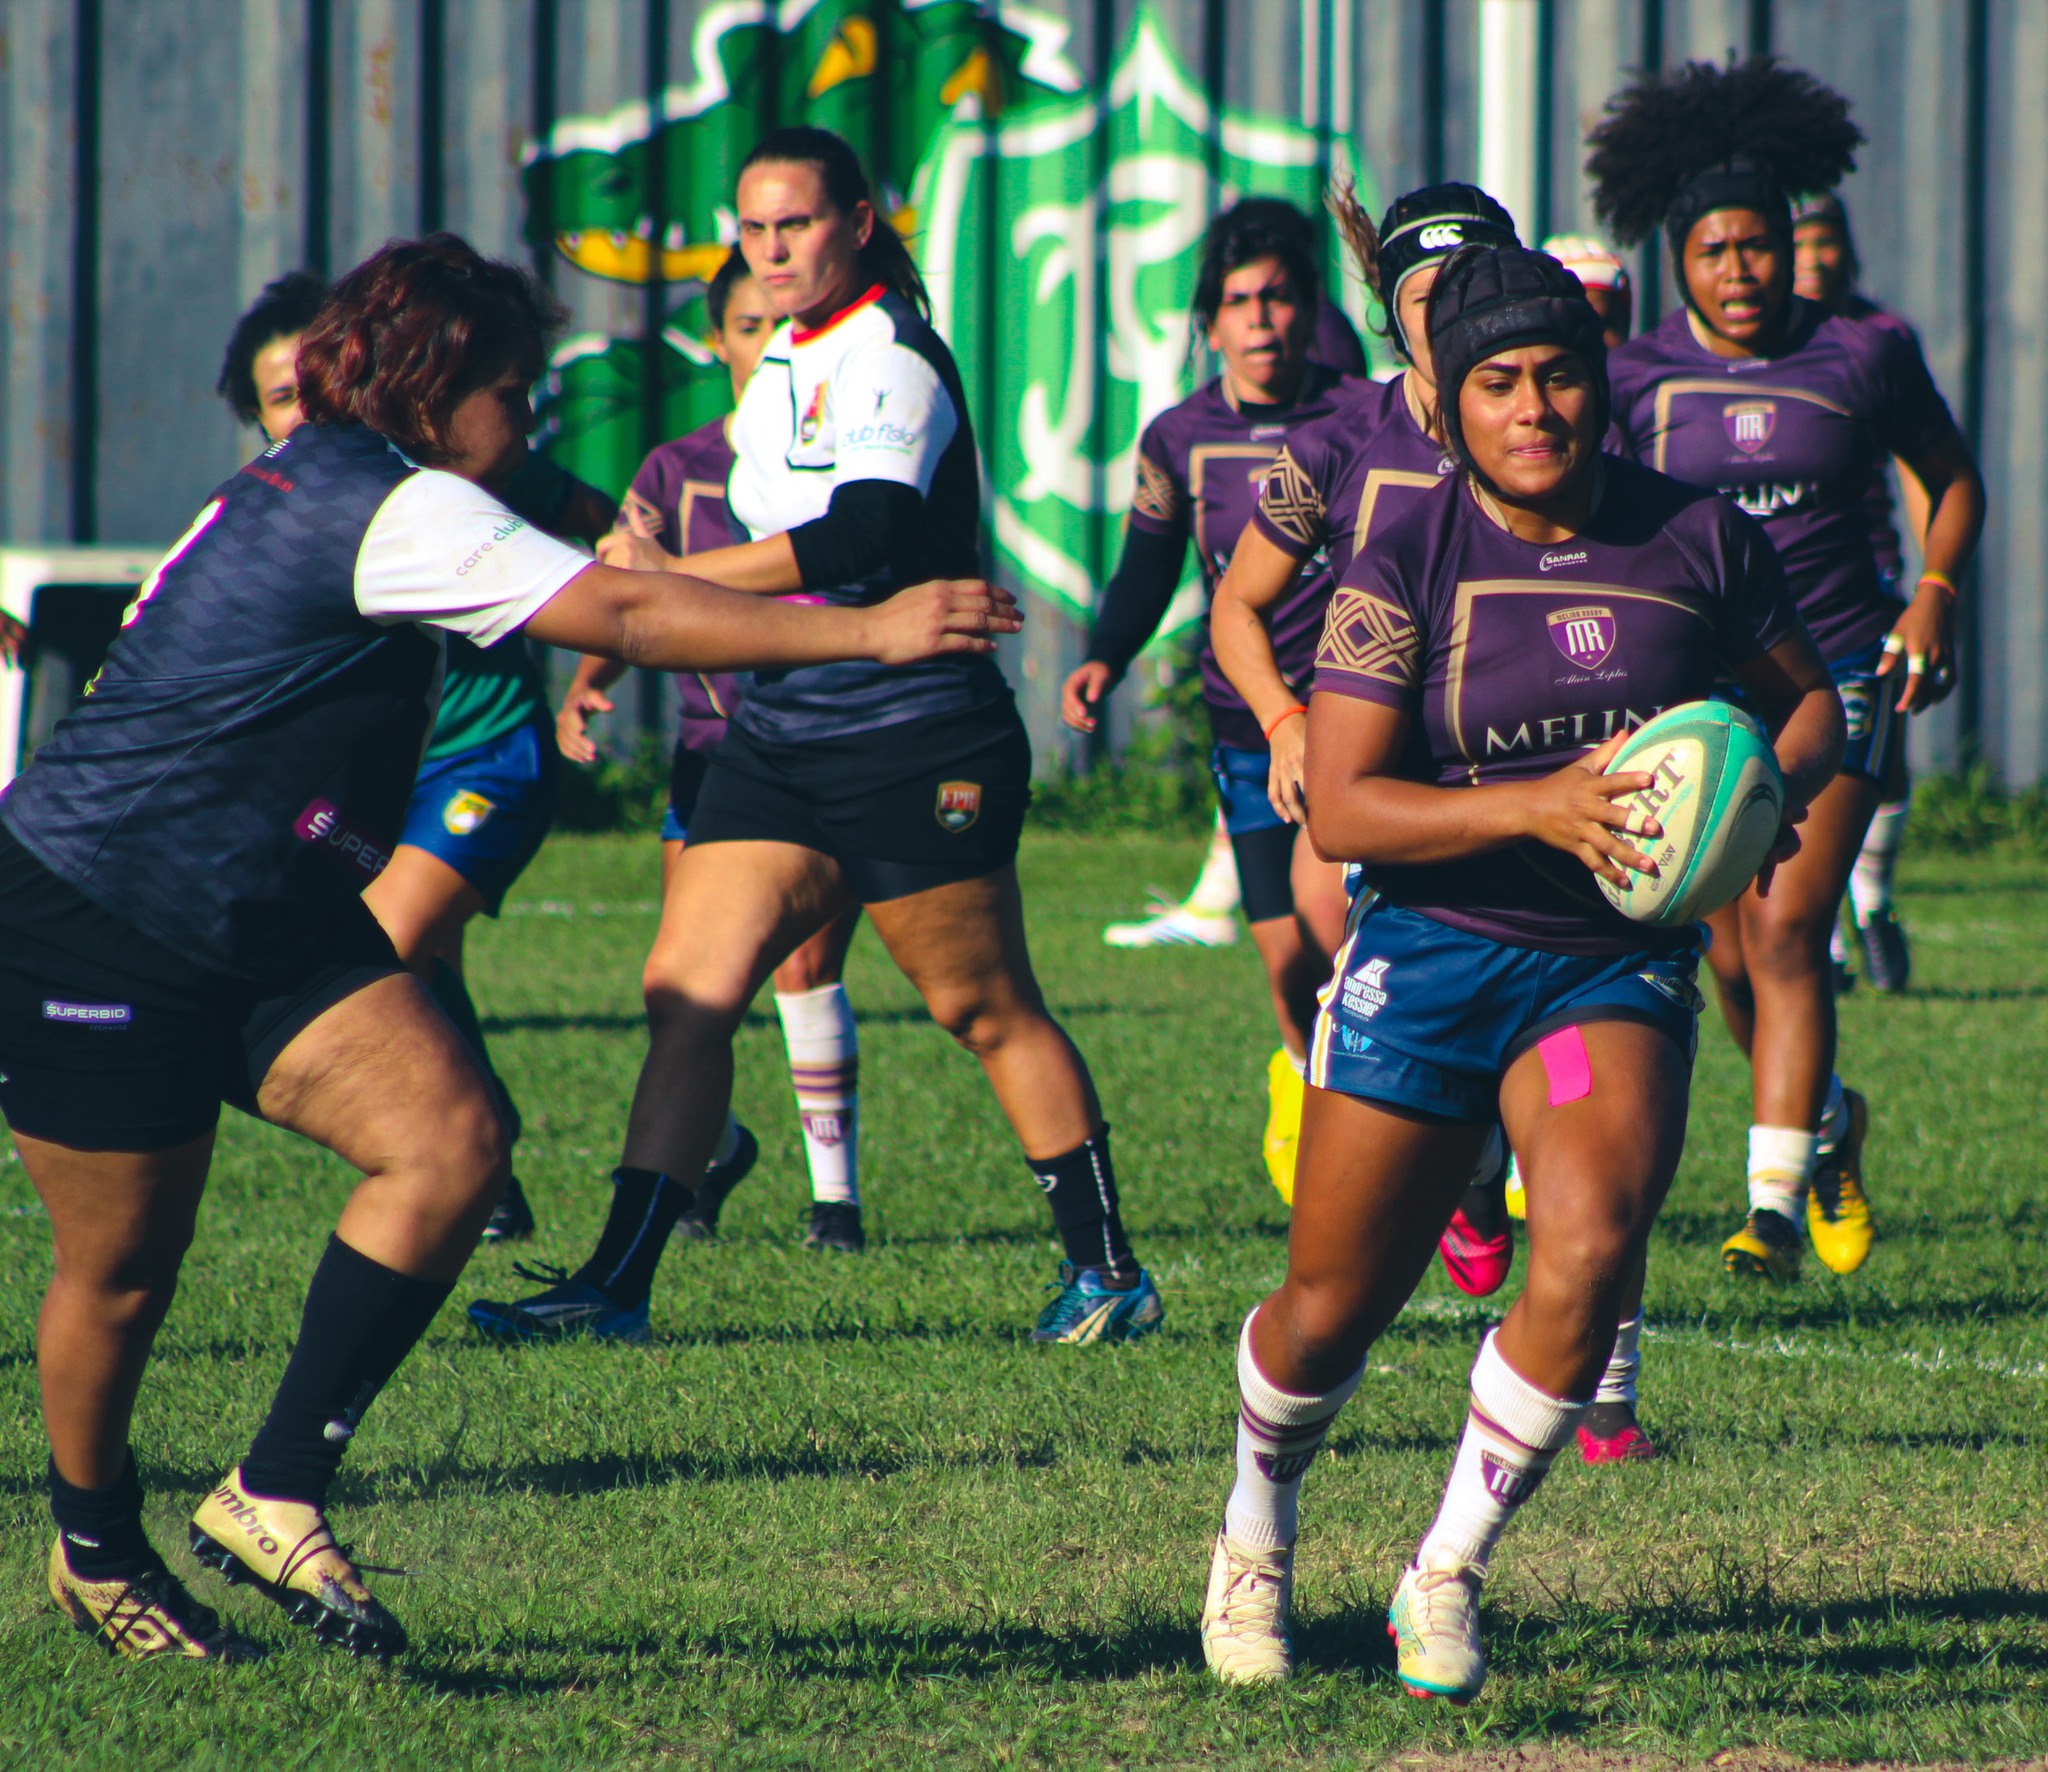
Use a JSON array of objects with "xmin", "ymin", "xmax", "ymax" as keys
[{"xmin": 1585, "ymin": 56, "xmax": 1863, "ymax": 247}]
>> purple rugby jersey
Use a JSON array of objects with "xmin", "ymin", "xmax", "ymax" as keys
[
  {"xmin": 1313, "ymin": 457, "xmax": 1801, "ymax": 955},
  {"xmin": 1607, "ymin": 299, "xmax": 1960, "ymax": 661},
  {"xmin": 618, "ymin": 417, "xmax": 744, "ymax": 754},
  {"xmin": 1249, "ymin": 371, "xmax": 1459, "ymax": 583},
  {"xmin": 1126, "ymin": 363, "xmax": 1361, "ymax": 749}
]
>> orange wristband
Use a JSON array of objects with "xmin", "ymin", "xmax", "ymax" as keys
[{"xmin": 1263, "ymin": 703, "xmax": 1308, "ymax": 741}]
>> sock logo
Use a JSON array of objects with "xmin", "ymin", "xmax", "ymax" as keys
[
  {"xmin": 1479, "ymin": 1450, "xmax": 1546, "ymax": 1507},
  {"xmin": 1253, "ymin": 1448, "xmax": 1319, "ymax": 1483},
  {"xmin": 801, "ymin": 1111, "xmax": 846, "ymax": 1147}
]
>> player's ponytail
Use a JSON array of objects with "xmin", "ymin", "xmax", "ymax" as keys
[{"xmin": 741, "ymin": 126, "xmax": 931, "ymax": 321}]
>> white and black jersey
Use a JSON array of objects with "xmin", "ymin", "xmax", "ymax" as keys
[
  {"xmin": 726, "ymin": 284, "xmax": 999, "ymax": 743},
  {"xmin": 0, "ymin": 424, "xmax": 587, "ymax": 979}
]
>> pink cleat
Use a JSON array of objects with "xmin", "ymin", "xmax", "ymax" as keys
[
  {"xmin": 1437, "ymin": 1206, "xmax": 1512, "ymax": 1298},
  {"xmin": 1576, "ymin": 1401, "xmax": 1659, "ymax": 1464}
]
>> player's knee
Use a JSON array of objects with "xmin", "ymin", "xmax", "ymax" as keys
[
  {"xmin": 1269, "ymin": 1276, "xmax": 1374, "ymax": 1381},
  {"xmin": 641, "ymin": 968, "xmax": 750, "ymax": 1038},
  {"xmin": 927, "ymin": 990, "xmax": 1007, "ymax": 1054},
  {"xmin": 1741, "ymin": 905, "xmax": 1831, "ymax": 978},
  {"xmin": 430, "ymin": 1085, "xmax": 509, "ymax": 1201}
]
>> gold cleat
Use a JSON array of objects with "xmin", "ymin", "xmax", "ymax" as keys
[
  {"xmin": 189, "ymin": 1468, "xmax": 407, "ymax": 1659},
  {"xmin": 1808, "ymin": 1088, "xmax": 1875, "ymax": 1274},
  {"xmin": 48, "ymin": 1537, "xmax": 258, "ymax": 1662},
  {"xmin": 1263, "ymin": 1049, "xmax": 1304, "ymax": 1206},
  {"xmin": 1721, "ymin": 1205, "xmax": 1804, "ymax": 1282}
]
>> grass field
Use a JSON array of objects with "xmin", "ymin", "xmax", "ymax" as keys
[{"xmin": 2, "ymin": 831, "xmax": 2044, "ymax": 1769}]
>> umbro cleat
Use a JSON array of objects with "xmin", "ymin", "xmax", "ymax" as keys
[
  {"xmin": 1263, "ymin": 1048, "xmax": 1304, "ymax": 1206},
  {"xmin": 1102, "ymin": 899, "xmax": 1237, "ymax": 949},
  {"xmin": 1503, "ymin": 1153, "xmax": 1526, "ymax": 1222},
  {"xmin": 189, "ymin": 1470, "xmax": 406, "ymax": 1659},
  {"xmin": 481, "ymin": 1173, "xmax": 535, "ymax": 1243},
  {"xmin": 1809, "ymin": 1088, "xmax": 1875, "ymax": 1274},
  {"xmin": 1200, "ymin": 1530, "xmax": 1295, "ymax": 1684},
  {"xmin": 1722, "ymin": 1206, "xmax": 1803, "ymax": 1282},
  {"xmin": 1031, "ymin": 1264, "xmax": 1164, "ymax": 1346},
  {"xmin": 1577, "ymin": 1400, "xmax": 1659, "ymax": 1464},
  {"xmin": 1388, "ymin": 1557, "xmax": 1486, "ymax": 1703},
  {"xmin": 1855, "ymin": 908, "xmax": 1911, "ymax": 994},
  {"xmin": 466, "ymin": 1263, "xmax": 650, "ymax": 1343},
  {"xmin": 802, "ymin": 1199, "xmax": 865, "ymax": 1253},
  {"xmin": 674, "ymin": 1121, "xmax": 760, "ymax": 1240},
  {"xmin": 48, "ymin": 1537, "xmax": 258, "ymax": 1662}
]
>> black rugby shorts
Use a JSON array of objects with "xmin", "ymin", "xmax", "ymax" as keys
[
  {"xmin": 0, "ymin": 831, "xmax": 404, "ymax": 1150},
  {"xmin": 686, "ymin": 697, "xmax": 1031, "ymax": 902}
]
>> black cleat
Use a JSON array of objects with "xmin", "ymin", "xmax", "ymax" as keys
[
  {"xmin": 801, "ymin": 1200, "xmax": 866, "ymax": 1253},
  {"xmin": 482, "ymin": 1173, "xmax": 535, "ymax": 1242},
  {"xmin": 674, "ymin": 1122, "xmax": 759, "ymax": 1240},
  {"xmin": 1855, "ymin": 908, "xmax": 1911, "ymax": 994},
  {"xmin": 48, "ymin": 1537, "xmax": 260, "ymax": 1662}
]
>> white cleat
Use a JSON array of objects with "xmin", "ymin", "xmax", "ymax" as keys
[
  {"xmin": 1103, "ymin": 900, "xmax": 1238, "ymax": 949},
  {"xmin": 1200, "ymin": 1530, "xmax": 1295, "ymax": 1684},
  {"xmin": 1388, "ymin": 1556, "xmax": 1486, "ymax": 1703}
]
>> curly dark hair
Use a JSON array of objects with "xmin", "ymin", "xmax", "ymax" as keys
[
  {"xmin": 295, "ymin": 234, "xmax": 566, "ymax": 464},
  {"xmin": 216, "ymin": 269, "xmax": 329, "ymax": 423},
  {"xmin": 1189, "ymin": 198, "xmax": 1320, "ymax": 330},
  {"xmin": 1585, "ymin": 56, "xmax": 1862, "ymax": 248}
]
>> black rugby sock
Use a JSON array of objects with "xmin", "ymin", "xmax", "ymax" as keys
[
  {"xmin": 49, "ymin": 1452, "xmax": 153, "ymax": 1577},
  {"xmin": 572, "ymin": 1167, "xmax": 689, "ymax": 1305},
  {"xmin": 241, "ymin": 1236, "xmax": 452, "ymax": 1507},
  {"xmin": 427, "ymin": 960, "xmax": 522, "ymax": 1144},
  {"xmin": 1029, "ymin": 1126, "xmax": 1139, "ymax": 1284}
]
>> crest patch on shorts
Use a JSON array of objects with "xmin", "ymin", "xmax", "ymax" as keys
[
  {"xmin": 935, "ymin": 781, "xmax": 981, "ymax": 832},
  {"xmin": 442, "ymin": 790, "xmax": 496, "ymax": 836}
]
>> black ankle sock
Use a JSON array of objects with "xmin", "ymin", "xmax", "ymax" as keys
[
  {"xmin": 427, "ymin": 959, "xmax": 522, "ymax": 1144},
  {"xmin": 49, "ymin": 1453, "xmax": 153, "ymax": 1577},
  {"xmin": 1028, "ymin": 1126, "xmax": 1139, "ymax": 1283},
  {"xmin": 240, "ymin": 1237, "xmax": 453, "ymax": 1507},
  {"xmin": 572, "ymin": 1168, "xmax": 688, "ymax": 1304}
]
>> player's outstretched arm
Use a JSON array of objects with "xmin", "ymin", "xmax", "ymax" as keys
[{"xmin": 522, "ymin": 562, "xmax": 1018, "ymax": 673}]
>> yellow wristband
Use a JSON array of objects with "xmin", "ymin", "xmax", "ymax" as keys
[{"xmin": 1917, "ymin": 570, "xmax": 1957, "ymax": 600}]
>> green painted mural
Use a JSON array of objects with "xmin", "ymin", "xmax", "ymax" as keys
[{"xmin": 520, "ymin": 2, "xmax": 1379, "ymax": 627}]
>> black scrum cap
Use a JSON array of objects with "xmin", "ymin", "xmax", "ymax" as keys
[{"xmin": 1375, "ymin": 184, "xmax": 1520, "ymax": 355}]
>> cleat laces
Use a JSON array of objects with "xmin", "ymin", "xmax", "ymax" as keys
[{"xmin": 1209, "ymin": 1545, "xmax": 1291, "ymax": 1648}]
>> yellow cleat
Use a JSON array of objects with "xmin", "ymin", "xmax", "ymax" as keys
[
  {"xmin": 1503, "ymin": 1153, "xmax": 1526, "ymax": 1221},
  {"xmin": 1263, "ymin": 1049, "xmax": 1304, "ymax": 1205},
  {"xmin": 1808, "ymin": 1088, "xmax": 1875, "ymax": 1274},
  {"xmin": 48, "ymin": 1537, "xmax": 258, "ymax": 1662},
  {"xmin": 1721, "ymin": 1205, "xmax": 1803, "ymax": 1282},
  {"xmin": 190, "ymin": 1468, "xmax": 407, "ymax": 1658}
]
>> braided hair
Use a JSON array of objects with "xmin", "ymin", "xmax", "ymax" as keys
[{"xmin": 1586, "ymin": 56, "xmax": 1862, "ymax": 260}]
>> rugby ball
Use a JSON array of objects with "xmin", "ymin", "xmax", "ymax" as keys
[{"xmin": 1596, "ymin": 701, "xmax": 1784, "ymax": 926}]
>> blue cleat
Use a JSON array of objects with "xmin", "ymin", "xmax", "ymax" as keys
[
  {"xmin": 1030, "ymin": 1263, "xmax": 1164, "ymax": 1345},
  {"xmin": 467, "ymin": 1263, "xmax": 650, "ymax": 1344}
]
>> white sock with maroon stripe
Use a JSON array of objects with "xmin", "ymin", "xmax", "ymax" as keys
[
  {"xmin": 776, "ymin": 984, "xmax": 859, "ymax": 1207},
  {"xmin": 1223, "ymin": 1310, "xmax": 1365, "ymax": 1550},
  {"xmin": 1415, "ymin": 1332, "xmax": 1586, "ymax": 1573}
]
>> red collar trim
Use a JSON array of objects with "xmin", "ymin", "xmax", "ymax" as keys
[{"xmin": 792, "ymin": 283, "xmax": 886, "ymax": 344}]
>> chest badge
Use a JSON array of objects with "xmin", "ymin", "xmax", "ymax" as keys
[
  {"xmin": 1548, "ymin": 605, "xmax": 1616, "ymax": 671},
  {"xmin": 936, "ymin": 780, "xmax": 981, "ymax": 832},
  {"xmin": 1723, "ymin": 399, "xmax": 1777, "ymax": 456},
  {"xmin": 799, "ymin": 382, "xmax": 830, "ymax": 446}
]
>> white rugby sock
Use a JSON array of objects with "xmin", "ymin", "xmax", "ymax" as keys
[
  {"xmin": 1594, "ymin": 1312, "xmax": 1644, "ymax": 1408},
  {"xmin": 1223, "ymin": 1310, "xmax": 1364, "ymax": 1550},
  {"xmin": 1184, "ymin": 816, "xmax": 1242, "ymax": 917},
  {"xmin": 1850, "ymin": 796, "xmax": 1909, "ymax": 923},
  {"xmin": 1416, "ymin": 1332, "xmax": 1586, "ymax": 1573},
  {"xmin": 776, "ymin": 984, "xmax": 860, "ymax": 1207},
  {"xmin": 1748, "ymin": 1125, "xmax": 1818, "ymax": 1219}
]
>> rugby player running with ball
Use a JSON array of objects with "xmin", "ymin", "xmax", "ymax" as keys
[
  {"xmin": 1060, "ymin": 198, "xmax": 1362, "ymax": 1207},
  {"xmin": 0, "ymin": 234, "xmax": 1012, "ymax": 1663},
  {"xmin": 1196, "ymin": 244, "xmax": 1842, "ymax": 1700},
  {"xmin": 475, "ymin": 127, "xmax": 1163, "ymax": 1347},
  {"xmin": 1591, "ymin": 58, "xmax": 1984, "ymax": 1283}
]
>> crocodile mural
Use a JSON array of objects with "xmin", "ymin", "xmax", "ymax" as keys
[{"xmin": 522, "ymin": 1, "xmax": 1377, "ymax": 622}]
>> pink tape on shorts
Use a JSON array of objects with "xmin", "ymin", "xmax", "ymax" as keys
[{"xmin": 1536, "ymin": 1025, "xmax": 1593, "ymax": 1106}]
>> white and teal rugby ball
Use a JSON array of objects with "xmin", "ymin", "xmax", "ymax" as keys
[{"xmin": 1597, "ymin": 701, "xmax": 1784, "ymax": 927}]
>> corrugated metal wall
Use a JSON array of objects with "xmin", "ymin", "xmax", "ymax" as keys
[{"xmin": 3, "ymin": 1, "xmax": 2041, "ymax": 777}]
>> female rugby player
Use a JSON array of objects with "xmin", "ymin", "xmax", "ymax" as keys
[
  {"xmin": 1591, "ymin": 58, "xmax": 1984, "ymax": 1280},
  {"xmin": 217, "ymin": 269, "xmax": 621, "ymax": 1245},
  {"xmin": 0, "ymin": 233, "xmax": 1011, "ymax": 1662},
  {"xmin": 1196, "ymin": 244, "xmax": 1842, "ymax": 1699},
  {"xmin": 475, "ymin": 127, "xmax": 1162, "ymax": 1347},
  {"xmin": 1207, "ymin": 181, "xmax": 1516, "ymax": 1239},
  {"xmin": 552, "ymin": 249, "xmax": 869, "ymax": 1253},
  {"xmin": 1058, "ymin": 198, "xmax": 1360, "ymax": 1201}
]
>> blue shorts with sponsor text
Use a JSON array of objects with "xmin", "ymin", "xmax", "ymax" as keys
[
  {"xmin": 397, "ymin": 720, "xmax": 557, "ymax": 914},
  {"xmin": 1308, "ymin": 894, "xmax": 1703, "ymax": 1123}
]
